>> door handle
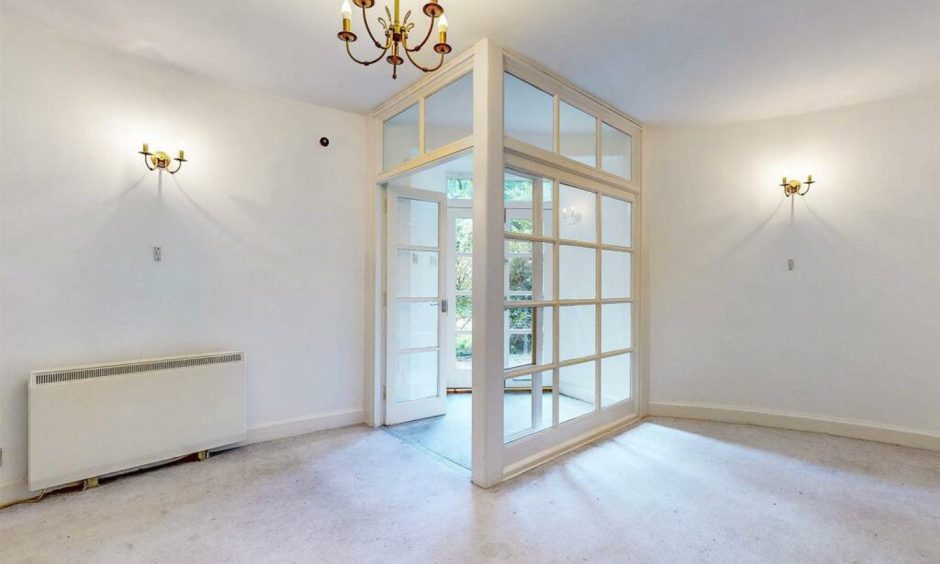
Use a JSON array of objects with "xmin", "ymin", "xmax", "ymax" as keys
[{"xmin": 428, "ymin": 300, "xmax": 448, "ymax": 313}]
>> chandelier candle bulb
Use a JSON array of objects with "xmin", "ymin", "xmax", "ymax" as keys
[
  {"xmin": 341, "ymin": 0, "xmax": 352, "ymax": 20},
  {"xmin": 142, "ymin": 143, "xmax": 149, "ymax": 154}
]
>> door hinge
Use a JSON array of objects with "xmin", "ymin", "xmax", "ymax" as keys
[
  {"xmin": 382, "ymin": 386, "xmax": 387, "ymax": 400},
  {"xmin": 382, "ymin": 292, "xmax": 387, "ymax": 306},
  {"xmin": 383, "ymin": 197, "xmax": 388, "ymax": 213}
]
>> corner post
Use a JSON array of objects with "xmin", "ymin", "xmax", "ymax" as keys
[{"xmin": 471, "ymin": 39, "xmax": 505, "ymax": 487}]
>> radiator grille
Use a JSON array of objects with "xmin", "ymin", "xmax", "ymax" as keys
[{"xmin": 33, "ymin": 353, "xmax": 244, "ymax": 386}]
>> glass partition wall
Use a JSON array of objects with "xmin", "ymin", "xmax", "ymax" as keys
[{"xmin": 370, "ymin": 42, "xmax": 642, "ymax": 487}]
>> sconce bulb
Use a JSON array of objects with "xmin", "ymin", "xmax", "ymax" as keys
[
  {"xmin": 438, "ymin": 14, "xmax": 448, "ymax": 32},
  {"xmin": 341, "ymin": 0, "xmax": 352, "ymax": 19}
]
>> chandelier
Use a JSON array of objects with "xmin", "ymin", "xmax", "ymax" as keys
[{"xmin": 338, "ymin": 0, "xmax": 451, "ymax": 79}]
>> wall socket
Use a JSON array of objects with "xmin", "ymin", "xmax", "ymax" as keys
[
  {"xmin": 787, "ymin": 259, "xmax": 795, "ymax": 271},
  {"xmin": 153, "ymin": 246, "xmax": 162, "ymax": 262}
]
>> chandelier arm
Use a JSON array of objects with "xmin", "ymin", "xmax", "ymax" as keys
[
  {"xmin": 346, "ymin": 39, "xmax": 390, "ymax": 66},
  {"xmin": 168, "ymin": 159, "xmax": 185, "ymax": 175},
  {"xmin": 402, "ymin": 38, "xmax": 445, "ymax": 73},
  {"xmin": 140, "ymin": 153, "xmax": 156, "ymax": 171},
  {"xmin": 360, "ymin": 4, "xmax": 386, "ymax": 49},
  {"xmin": 406, "ymin": 14, "xmax": 437, "ymax": 52},
  {"xmin": 800, "ymin": 184, "xmax": 812, "ymax": 197}
]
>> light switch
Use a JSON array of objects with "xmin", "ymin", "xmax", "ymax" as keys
[{"xmin": 154, "ymin": 246, "xmax": 162, "ymax": 262}]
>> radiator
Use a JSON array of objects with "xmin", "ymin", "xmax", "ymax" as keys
[{"xmin": 28, "ymin": 352, "xmax": 247, "ymax": 491}]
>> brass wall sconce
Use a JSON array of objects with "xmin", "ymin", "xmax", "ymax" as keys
[
  {"xmin": 139, "ymin": 143, "xmax": 187, "ymax": 174},
  {"xmin": 780, "ymin": 175, "xmax": 815, "ymax": 197}
]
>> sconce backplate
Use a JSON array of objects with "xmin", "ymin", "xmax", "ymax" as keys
[{"xmin": 151, "ymin": 151, "xmax": 172, "ymax": 169}]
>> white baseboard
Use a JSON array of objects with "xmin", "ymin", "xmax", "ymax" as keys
[
  {"xmin": 237, "ymin": 408, "xmax": 365, "ymax": 446},
  {"xmin": 0, "ymin": 408, "xmax": 365, "ymax": 506},
  {"xmin": 649, "ymin": 401, "xmax": 940, "ymax": 452}
]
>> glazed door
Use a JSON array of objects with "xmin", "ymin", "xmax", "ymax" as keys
[{"xmin": 386, "ymin": 187, "xmax": 448, "ymax": 425}]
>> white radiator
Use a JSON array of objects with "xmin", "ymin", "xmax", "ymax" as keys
[{"xmin": 28, "ymin": 352, "xmax": 247, "ymax": 491}]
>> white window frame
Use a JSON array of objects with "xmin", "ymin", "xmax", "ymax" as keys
[{"xmin": 367, "ymin": 42, "xmax": 644, "ymax": 488}]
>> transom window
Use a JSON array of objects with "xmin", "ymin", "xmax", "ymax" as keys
[{"xmin": 504, "ymin": 71, "xmax": 635, "ymax": 182}]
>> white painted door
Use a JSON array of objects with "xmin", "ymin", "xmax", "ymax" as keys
[{"xmin": 386, "ymin": 187, "xmax": 448, "ymax": 425}]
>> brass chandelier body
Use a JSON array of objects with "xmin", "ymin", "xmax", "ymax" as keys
[{"xmin": 338, "ymin": 0, "xmax": 451, "ymax": 79}]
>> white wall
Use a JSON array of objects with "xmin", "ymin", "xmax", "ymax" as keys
[
  {"xmin": 0, "ymin": 18, "xmax": 369, "ymax": 494},
  {"xmin": 646, "ymin": 87, "xmax": 940, "ymax": 436}
]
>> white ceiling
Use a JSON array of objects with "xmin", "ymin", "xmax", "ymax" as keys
[{"xmin": 4, "ymin": 0, "xmax": 938, "ymax": 124}]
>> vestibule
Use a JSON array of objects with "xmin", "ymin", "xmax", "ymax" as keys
[{"xmin": 365, "ymin": 40, "xmax": 645, "ymax": 486}]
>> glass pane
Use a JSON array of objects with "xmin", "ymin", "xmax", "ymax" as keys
[
  {"xmin": 447, "ymin": 177, "xmax": 474, "ymax": 200},
  {"xmin": 541, "ymin": 178, "xmax": 554, "ymax": 238},
  {"xmin": 398, "ymin": 197, "xmax": 438, "ymax": 247},
  {"xmin": 455, "ymin": 257, "xmax": 472, "ymax": 292},
  {"xmin": 559, "ymin": 361, "xmax": 596, "ymax": 422},
  {"xmin": 559, "ymin": 245, "xmax": 596, "ymax": 300},
  {"xmin": 504, "ymin": 372, "xmax": 553, "ymax": 442},
  {"xmin": 505, "ymin": 172, "xmax": 552, "ymax": 238},
  {"xmin": 559, "ymin": 305, "xmax": 595, "ymax": 361},
  {"xmin": 505, "ymin": 307, "xmax": 553, "ymax": 369},
  {"xmin": 397, "ymin": 301, "xmax": 439, "ymax": 349},
  {"xmin": 396, "ymin": 350, "xmax": 439, "ymax": 402},
  {"xmin": 601, "ymin": 353, "xmax": 631, "ymax": 407},
  {"xmin": 560, "ymin": 101, "xmax": 596, "ymax": 167},
  {"xmin": 505, "ymin": 73, "xmax": 553, "ymax": 151},
  {"xmin": 601, "ymin": 250, "xmax": 631, "ymax": 299},
  {"xmin": 455, "ymin": 296, "xmax": 472, "ymax": 331},
  {"xmin": 455, "ymin": 217, "xmax": 473, "ymax": 252},
  {"xmin": 505, "ymin": 241, "xmax": 553, "ymax": 301},
  {"xmin": 559, "ymin": 184, "xmax": 596, "ymax": 243},
  {"xmin": 383, "ymin": 103, "xmax": 419, "ymax": 169},
  {"xmin": 425, "ymin": 73, "xmax": 473, "ymax": 152},
  {"xmin": 601, "ymin": 303, "xmax": 632, "ymax": 352},
  {"xmin": 455, "ymin": 333, "xmax": 472, "ymax": 370},
  {"xmin": 601, "ymin": 122, "xmax": 632, "ymax": 179},
  {"xmin": 601, "ymin": 196, "xmax": 632, "ymax": 247},
  {"xmin": 397, "ymin": 250, "xmax": 438, "ymax": 298}
]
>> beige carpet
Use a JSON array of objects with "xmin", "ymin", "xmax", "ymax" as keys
[{"xmin": 1, "ymin": 418, "xmax": 938, "ymax": 563}]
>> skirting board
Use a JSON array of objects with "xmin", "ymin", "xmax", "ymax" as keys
[
  {"xmin": 649, "ymin": 401, "xmax": 940, "ymax": 452},
  {"xmin": 0, "ymin": 408, "xmax": 365, "ymax": 505},
  {"xmin": 236, "ymin": 408, "xmax": 365, "ymax": 446}
]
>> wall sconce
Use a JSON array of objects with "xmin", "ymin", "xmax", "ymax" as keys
[
  {"xmin": 139, "ymin": 143, "xmax": 187, "ymax": 174},
  {"xmin": 780, "ymin": 175, "xmax": 815, "ymax": 197}
]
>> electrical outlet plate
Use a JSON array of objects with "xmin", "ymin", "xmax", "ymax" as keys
[
  {"xmin": 153, "ymin": 246, "xmax": 162, "ymax": 262},
  {"xmin": 787, "ymin": 259, "xmax": 795, "ymax": 271}
]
